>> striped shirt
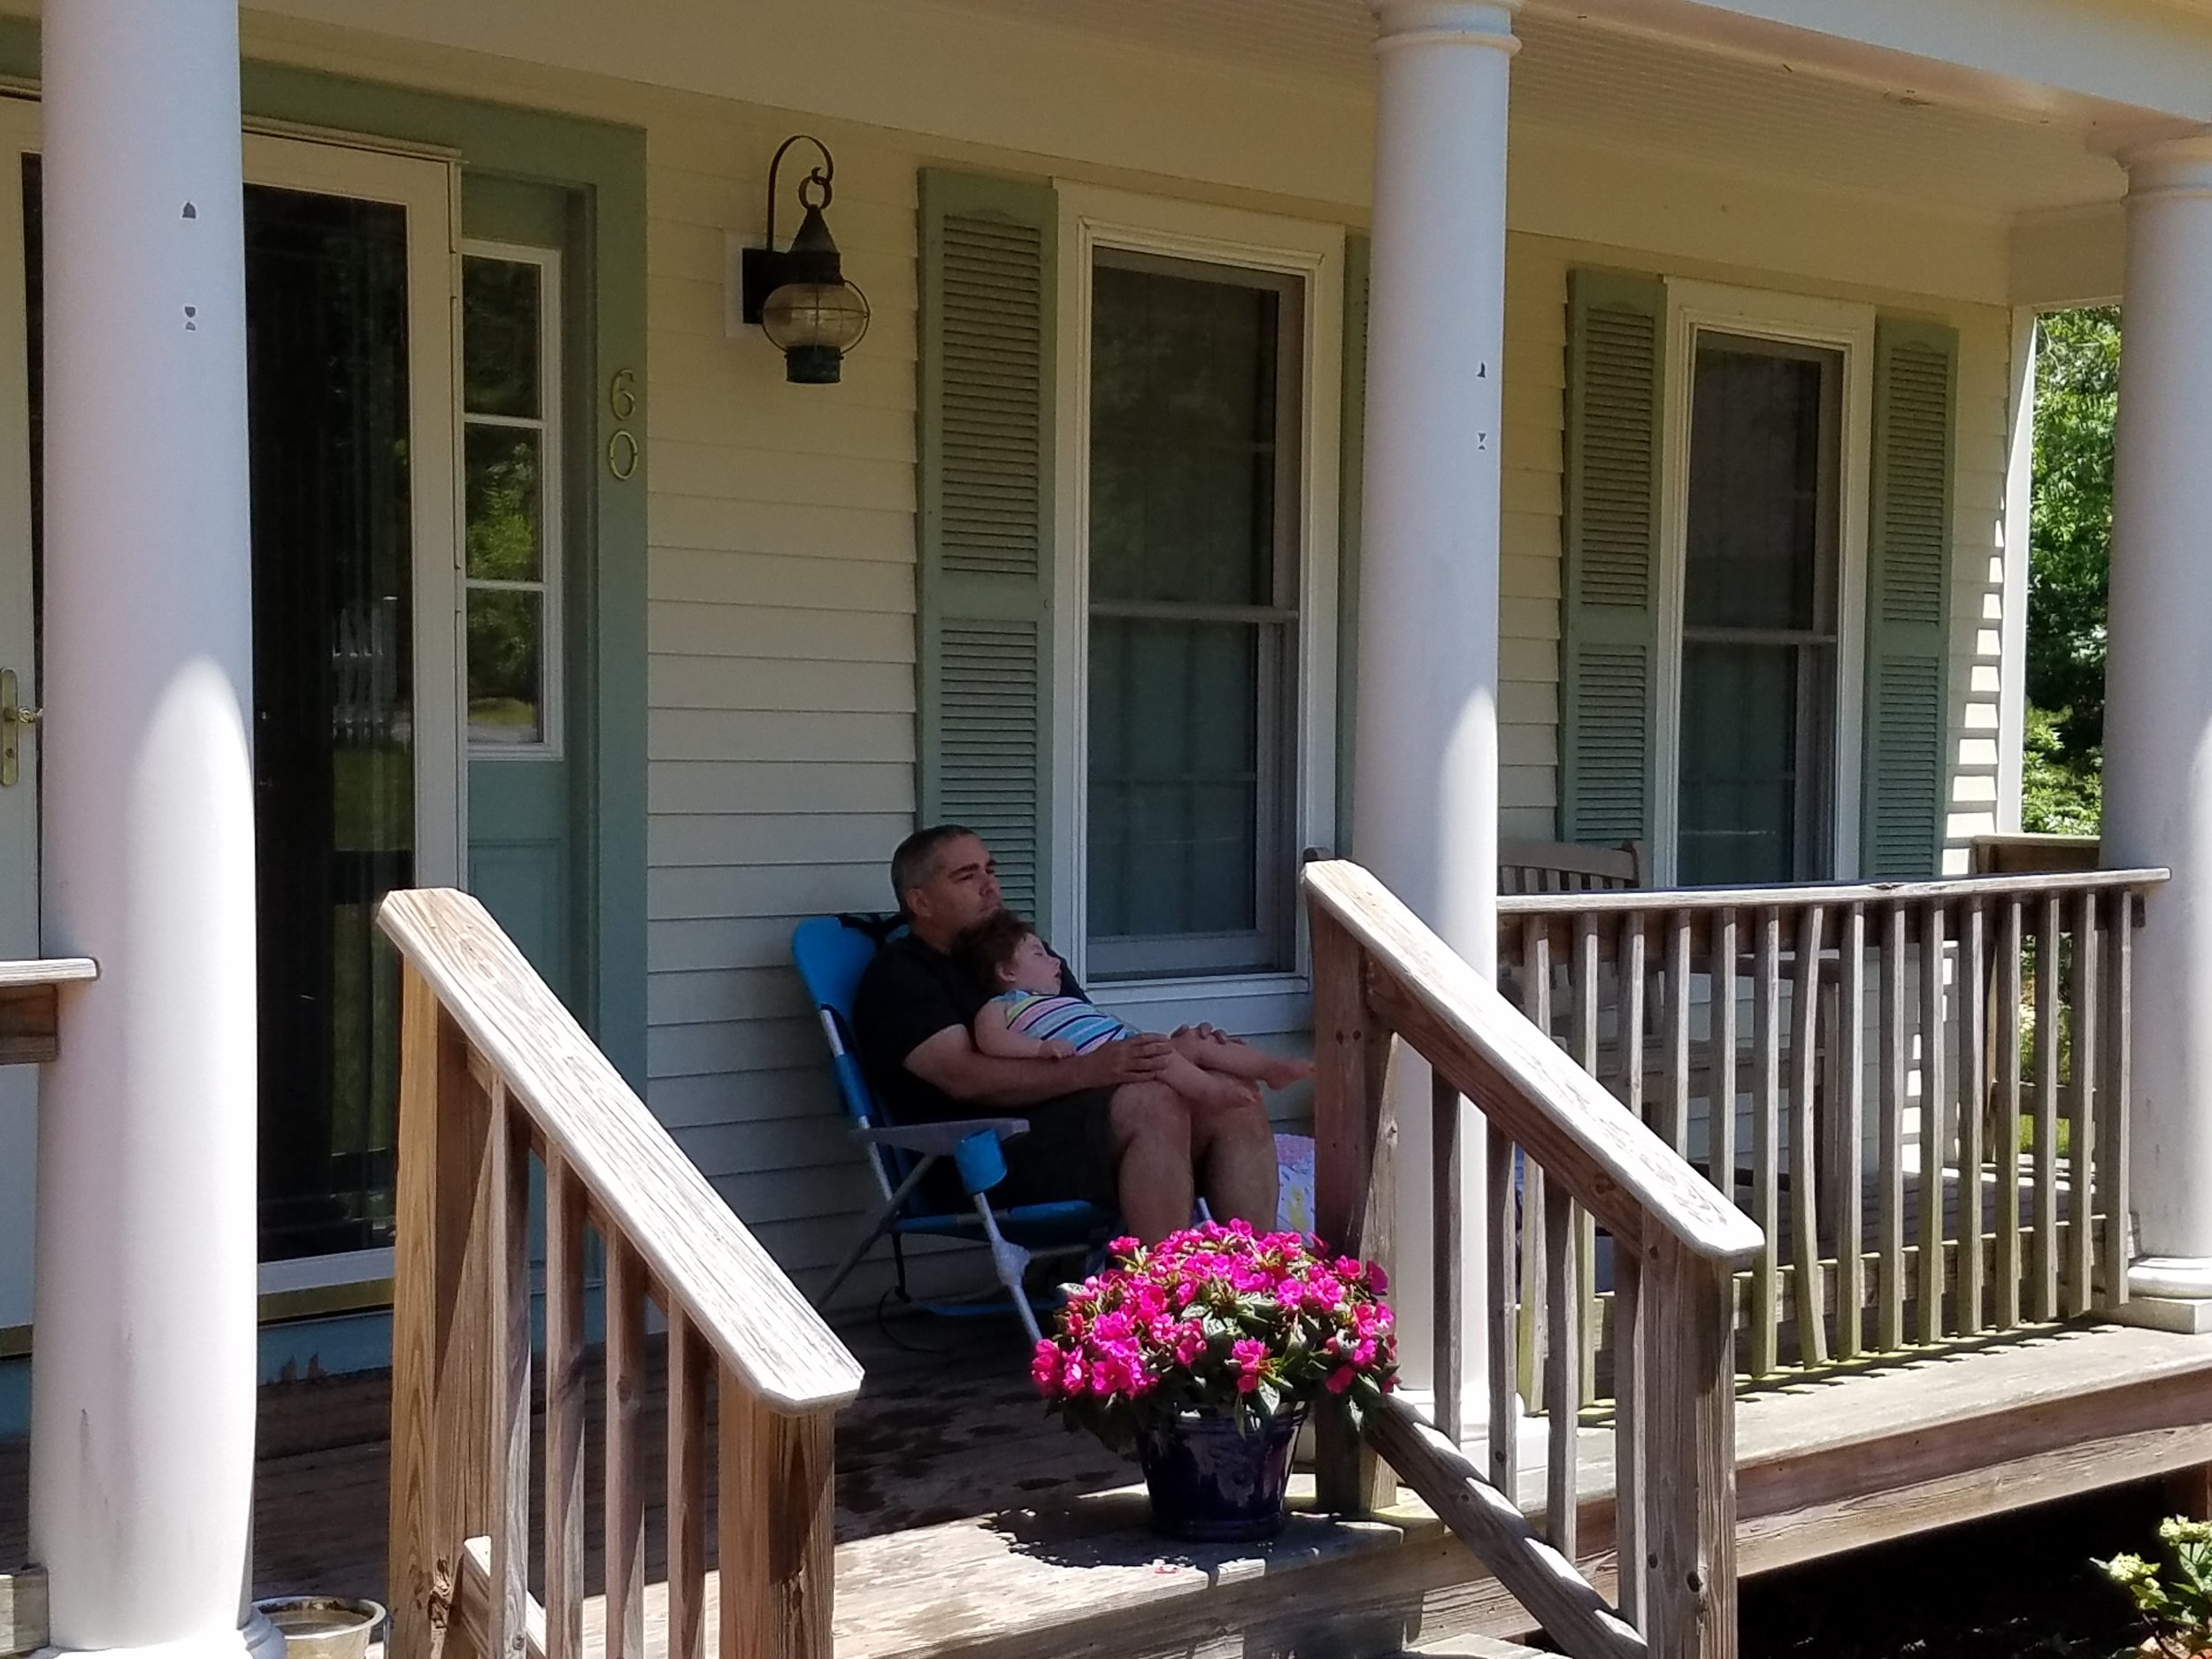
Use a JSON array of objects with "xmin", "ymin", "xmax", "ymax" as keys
[{"xmin": 990, "ymin": 990, "xmax": 1130, "ymax": 1055}]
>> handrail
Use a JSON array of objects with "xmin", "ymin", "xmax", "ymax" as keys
[
  {"xmin": 1497, "ymin": 864, "xmax": 2167, "ymax": 917},
  {"xmin": 1304, "ymin": 860, "xmax": 1754, "ymax": 1659},
  {"xmin": 380, "ymin": 888, "xmax": 861, "ymax": 1412},
  {"xmin": 0, "ymin": 957, "xmax": 97, "ymax": 987},
  {"xmin": 1308, "ymin": 861, "xmax": 1763, "ymax": 1266},
  {"xmin": 379, "ymin": 887, "xmax": 861, "ymax": 1659}
]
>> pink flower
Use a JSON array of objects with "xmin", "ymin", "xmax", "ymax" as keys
[{"xmin": 1325, "ymin": 1365, "xmax": 1357, "ymax": 1395}]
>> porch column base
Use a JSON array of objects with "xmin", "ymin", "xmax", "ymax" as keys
[
  {"xmin": 2116, "ymin": 1258, "xmax": 2212, "ymax": 1334},
  {"xmin": 38, "ymin": 1611, "xmax": 287, "ymax": 1659}
]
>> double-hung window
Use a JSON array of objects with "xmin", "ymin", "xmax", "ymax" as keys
[{"xmin": 1083, "ymin": 253, "xmax": 1305, "ymax": 980}]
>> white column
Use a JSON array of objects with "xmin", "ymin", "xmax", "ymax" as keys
[
  {"xmin": 2103, "ymin": 135, "xmax": 2212, "ymax": 1322},
  {"xmin": 1352, "ymin": 0, "xmax": 1516, "ymax": 1415},
  {"xmin": 31, "ymin": 4, "xmax": 272, "ymax": 1654}
]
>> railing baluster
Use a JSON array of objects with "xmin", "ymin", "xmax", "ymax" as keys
[
  {"xmin": 1542, "ymin": 1178, "xmax": 1578, "ymax": 1561},
  {"xmin": 1791, "ymin": 904, "xmax": 1828, "ymax": 1369},
  {"xmin": 488, "ymin": 1085, "xmax": 531, "ymax": 1659},
  {"xmin": 1573, "ymin": 916, "xmax": 1601, "ymax": 1406},
  {"xmin": 1836, "ymin": 903, "xmax": 1866, "ymax": 1360},
  {"xmin": 1622, "ymin": 911, "xmax": 1647, "ymax": 1131},
  {"xmin": 2070, "ymin": 887, "xmax": 2101, "ymax": 1317},
  {"xmin": 1520, "ymin": 918, "xmax": 1550, "ymax": 1412},
  {"xmin": 542, "ymin": 1153, "xmax": 587, "ymax": 1659},
  {"xmin": 1918, "ymin": 902, "xmax": 1949, "ymax": 1345},
  {"xmin": 1432, "ymin": 1072, "xmax": 1464, "ymax": 1446},
  {"xmin": 2100, "ymin": 891, "xmax": 2135, "ymax": 1312},
  {"xmin": 1751, "ymin": 908, "xmax": 1782, "ymax": 1379},
  {"xmin": 1613, "ymin": 1245, "xmax": 1647, "ymax": 1631},
  {"xmin": 1959, "ymin": 898, "xmax": 1988, "ymax": 1337},
  {"xmin": 1879, "ymin": 902, "xmax": 1908, "ymax": 1352},
  {"xmin": 1664, "ymin": 911, "xmax": 1694, "ymax": 1159},
  {"xmin": 1998, "ymin": 896, "xmax": 2025, "ymax": 1330},
  {"xmin": 603, "ymin": 1236, "xmax": 648, "ymax": 1659},
  {"xmin": 1713, "ymin": 909, "xmax": 1740, "ymax": 1204},
  {"xmin": 2035, "ymin": 894, "xmax": 2062, "ymax": 1322},
  {"xmin": 667, "ymin": 1306, "xmax": 710, "ymax": 1659},
  {"xmin": 1752, "ymin": 911, "xmax": 1787, "ymax": 1380},
  {"xmin": 1486, "ymin": 1120, "xmax": 1519, "ymax": 1499}
]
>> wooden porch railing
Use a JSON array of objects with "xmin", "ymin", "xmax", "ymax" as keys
[
  {"xmin": 1496, "ymin": 866, "xmax": 2164, "ymax": 1386},
  {"xmin": 380, "ymin": 888, "xmax": 864, "ymax": 1659},
  {"xmin": 1306, "ymin": 861, "xmax": 1764, "ymax": 1659},
  {"xmin": 0, "ymin": 956, "xmax": 97, "ymax": 1065}
]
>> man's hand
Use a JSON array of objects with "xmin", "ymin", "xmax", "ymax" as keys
[
  {"xmin": 1075, "ymin": 1033, "xmax": 1175, "ymax": 1087},
  {"xmin": 1172, "ymin": 1023, "xmax": 1233, "ymax": 1046}
]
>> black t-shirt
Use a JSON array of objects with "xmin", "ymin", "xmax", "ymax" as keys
[{"xmin": 851, "ymin": 932, "xmax": 1084, "ymax": 1123}]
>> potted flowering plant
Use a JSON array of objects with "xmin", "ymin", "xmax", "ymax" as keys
[{"xmin": 1032, "ymin": 1219, "xmax": 1397, "ymax": 1541}]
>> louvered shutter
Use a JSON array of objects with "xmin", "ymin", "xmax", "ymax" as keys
[
  {"xmin": 918, "ymin": 171, "xmax": 1058, "ymax": 930},
  {"xmin": 1560, "ymin": 270, "xmax": 1665, "ymax": 848},
  {"xmin": 1860, "ymin": 319, "xmax": 1958, "ymax": 878}
]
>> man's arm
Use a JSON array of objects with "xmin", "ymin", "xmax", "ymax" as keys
[{"xmin": 906, "ymin": 1022, "xmax": 1170, "ymax": 1109}]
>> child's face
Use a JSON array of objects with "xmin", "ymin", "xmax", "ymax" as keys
[{"xmin": 1002, "ymin": 933, "xmax": 1064, "ymax": 995}]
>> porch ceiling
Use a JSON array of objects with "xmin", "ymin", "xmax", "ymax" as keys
[{"xmin": 932, "ymin": 0, "xmax": 2139, "ymax": 215}]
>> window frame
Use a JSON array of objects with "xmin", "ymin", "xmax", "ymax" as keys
[
  {"xmin": 460, "ymin": 236, "xmax": 565, "ymax": 759},
  {"xmin": 1655, "ymin": 280, "xmax": 1876, "ymax": 887},
  {"xmin": 1049, "ymin": 184, "xmax": 1343, "ymax": 1013}
]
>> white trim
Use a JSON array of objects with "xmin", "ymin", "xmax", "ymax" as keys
[
  {"xmin": 1049, "ymin": 182, "xmax": 1343, "ymax": 989},
  {"xmin": 1656, "ymin": 279, "xmax": 1876, "ymax": 887},
  {"xmin": 1997, "ymin": 306, "xmax": 2038, "ymax": 834},
  {"xmin": 257, "ymin": 1247, "xmax": 396, "ymax": 1298},
  {"xmin": 461, "ymin": 237, "xmax": 566, "ymax": 760}
]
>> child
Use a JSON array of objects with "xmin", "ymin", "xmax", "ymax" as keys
[{"xmin": 954, "ymin": 910, "xmax": 1312, "ymax": 1112}]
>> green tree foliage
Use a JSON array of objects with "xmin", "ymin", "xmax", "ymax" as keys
[{"xmin": 2024, "ymin": 307, "xmax": 2117, "ymax": 831}]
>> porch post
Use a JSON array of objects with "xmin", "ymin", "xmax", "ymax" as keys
[
  {"xmin": 1353, "ymin": 0, "xmax": 1516, "ymax": 1419},
  {"xmin": 31, "ymin": 1, "xmax": 271, "ymax": 1653},
  {"xmin": 2103, "ymin": 135, "xmax": 2212, "ymax": 1325}
]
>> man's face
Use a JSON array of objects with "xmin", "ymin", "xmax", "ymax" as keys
[{"xmin": 908, "ymin": 833, "xmax": 1002, "ymax": 937}]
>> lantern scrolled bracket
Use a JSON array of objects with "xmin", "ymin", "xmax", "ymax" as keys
[{"xmin": 741, "ymin": 134, "xmax": 871, "ymax": 384}]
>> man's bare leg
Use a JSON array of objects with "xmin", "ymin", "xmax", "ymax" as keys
[
  {"xmin": 1109, "ymin": 1081, "xmax": 1194, "ymax": 1242},
  {"xmin": 1187, "ymin": 1093, "xmax": 1279, "ymax": 1229},
  {"xmin": 1170, "ymin": 1032, "xmax": 1315, "ymax": 1091}
]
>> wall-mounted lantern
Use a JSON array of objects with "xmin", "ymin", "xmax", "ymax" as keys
[{"xmin": 738, "ymin": 134, "xmax": 871, "ymax": 385}]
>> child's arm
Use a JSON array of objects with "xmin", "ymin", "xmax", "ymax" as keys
[{"xmin": 973, "ymin": 1001, "xmax": 1075, "ymax": 1060}]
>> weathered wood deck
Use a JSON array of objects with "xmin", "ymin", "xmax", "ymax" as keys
[{"xmin": 3, "ymin": 1314, "xmax": 2204, "ymax": 1656}]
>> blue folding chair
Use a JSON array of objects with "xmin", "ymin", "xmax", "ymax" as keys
[{"xmin": 791, "ymin": 914, "xmax": 1116, "ymax": 1341}]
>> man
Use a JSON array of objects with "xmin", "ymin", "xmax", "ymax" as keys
[{"xmin": 851, "ymin": 825, "xmax": 1279, "ymax": 1241}]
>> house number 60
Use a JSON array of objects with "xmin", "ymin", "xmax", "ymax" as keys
[{"xmin": 606, "ymin": 368, "xmax": 640, "ymax": 480}]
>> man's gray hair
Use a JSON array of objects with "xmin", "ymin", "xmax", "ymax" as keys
[{"xmin": 889, "ymin": 824, "xmax": 976, "ymax": 911}]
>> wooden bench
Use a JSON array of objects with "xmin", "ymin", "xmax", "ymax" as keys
[{"xmin": 1498, "ymin": 838, "xmax": 1647, "ymax": 895}]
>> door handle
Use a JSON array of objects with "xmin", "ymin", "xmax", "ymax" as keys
[{"xmin": 1, "ymin": 668, "xmax": 39, "ymax": 787}]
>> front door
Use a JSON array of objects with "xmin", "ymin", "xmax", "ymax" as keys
[{"xmin": 0, "ymin": 100, "xmax": 464, "ymax": 1326}]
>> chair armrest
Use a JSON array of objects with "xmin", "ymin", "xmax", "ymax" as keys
[{"xmin": 855, "ymin": 1118, "xmax": 1031, "ymax": 1156}]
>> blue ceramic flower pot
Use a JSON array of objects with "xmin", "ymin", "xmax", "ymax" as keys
[{"xmin": 1135, "ymin": 1405, "xmax": 1307, "ymax": 1542}]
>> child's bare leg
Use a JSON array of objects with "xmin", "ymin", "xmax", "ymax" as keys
[
  {"xmin": 1171, "ymin": 1031, "xmax": 1315, "ymax": 1091},
  {"xmin": 1159, "ymin": 1049, "xmax": 1263, "ymax": 1114}
]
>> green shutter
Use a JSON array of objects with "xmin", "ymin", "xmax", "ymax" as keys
[
  {"xmin": 1861, "ymin": 319, "xmax": 1958, "ymax": 879},
  {"xmin": 1335, "ymin": 233, "xmax": 1369, "ymax": 856},
  {"xmin": 918, "ymin": 170, "xmax": 1057, "ymax": 930},
  {"xmin": 1560, "ymin": 269, "xmax": 1666, "ymax": 848}
]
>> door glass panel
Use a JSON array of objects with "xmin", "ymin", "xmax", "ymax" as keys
[
  {"xmin": 246, "ymin": 186, "xmax": 414, "ymax": 1261},
  {"xmin": 1678, "ymin": 333, "xmax": 1842, "ymax": 885}
]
